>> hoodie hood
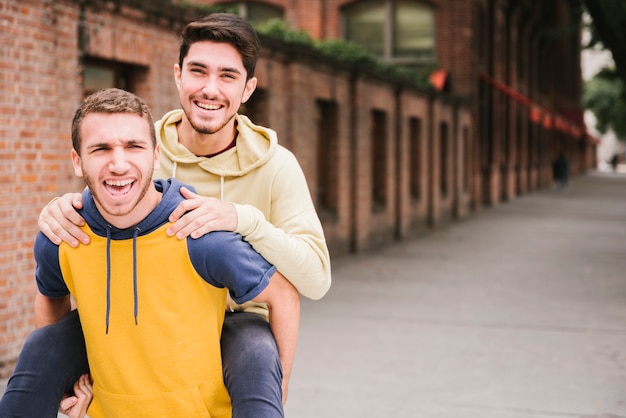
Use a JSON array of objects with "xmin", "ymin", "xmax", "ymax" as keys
[
  {"xmin": 156, "ymin": 110, "xmax": 278, "ymax": 179},
  {"xmin": 80, "ymin": 178, "xmax": 187, "ymax": 239},
  {"xmin": 80, "ymin": 178, "xmax": 192, "ymax": 333}
]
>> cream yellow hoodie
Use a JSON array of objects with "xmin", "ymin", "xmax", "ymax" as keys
[{"xmin": 154, "ymin": 110, "xmax": 331, "ymax": 311}]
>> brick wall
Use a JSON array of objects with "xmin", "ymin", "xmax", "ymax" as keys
[
  {"xmin": 0, "ymin": 0, "xmax": 591, "ymax": 377},
  {"xmin": 0, "ymin": 0, "xmax": 84, "ymax": 376}
]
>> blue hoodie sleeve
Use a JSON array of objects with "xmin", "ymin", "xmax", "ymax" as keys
[
  {"xmin": 187, "ymin": 231, "xmax": 276, "ymax": 304},
  {"xmin": 33, "ymin": 232, "xmax": 70, "ymax": 298}
]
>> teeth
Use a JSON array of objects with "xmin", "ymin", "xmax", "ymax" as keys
[
  {"xmin": 197, "ymin": 102, "xmax": 220, "ymax": 111},
  {"xmin": 106, "ymin": 179, "xmax": 133, "ymax": 187}
]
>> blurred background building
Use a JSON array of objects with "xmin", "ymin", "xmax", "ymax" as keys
[{"xmin": 0, "ymin": 0, "xmax": 593, "ymax": 377}]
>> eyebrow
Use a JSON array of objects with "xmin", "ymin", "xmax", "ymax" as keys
[
  {"xmin": 186, "ymin": 61, "xmax": 242, "ymax": 75},
  {"xmin": 85, "ymin": 142, "xmax": 111, "ymax": 151},
  {"xmin": 86, "ymin": 139, "xmax": 149, "ymax": 150}
]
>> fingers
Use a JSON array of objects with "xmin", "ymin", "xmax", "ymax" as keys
[
  {"xmin": 179, "ymin": 186, "xmax": 199, "ymax": 199},
  {"xmin": 182, "ymin": 217, "xmax": 215, "ymax": 240},
  {"xmin": 168, "ymin": 187, "xmax": 200, "ymax": 224},
  {"xmin": 74, "ymin": 374, "xmax": 93, "ymax": 399},
  {"xmin": 167, "ymin": 196, "xmax": 203, "ymax": 227},
  {"xmin": 169, "ymin": 212, "xmax": 214, "ymax": 240},
  {"xmin": 168, "ymin": 204, "xmax": 239, "ymax": 239},
  {"xmin": 61, "ymin": 374, "xmax": 93, "ymax": 418},
  {"xmin": 39, "ymin": 193, "xmax": 89, "ymax": 247},
  {"xmin": 59, "ymin": 395, "xmax": 78, "ymax": 414},
  {"xmin": 166, "ymin": 190, "xmax": 239, "ymax": 238}
]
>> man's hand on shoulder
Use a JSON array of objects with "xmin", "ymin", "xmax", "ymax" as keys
[
  {"xmin": 167, "ymin": 186, "xmax": 238, "ymax": 239},
  {"xmin": 39, "ymin": 193, "xmax": 88, "ymax": 247}
]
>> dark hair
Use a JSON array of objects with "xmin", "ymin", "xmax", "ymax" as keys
[
  {"xmin": 71, "ymin": 88, "xmax": 156, "ymax": 153},
  {"xmin": 178, "ymin": 13, "xmax": 261, "ymax": 80}
]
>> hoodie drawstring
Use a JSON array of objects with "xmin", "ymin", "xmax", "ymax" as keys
[
  {"xmin": 105, "ymin": 227, "xmax": 111, "ymax": 334},
  {"xmin": 133, "ymin": 228, "xmax": 139, "ymax": 326},
  {"xmin": 105, "ymin": 226, "xmax": 140, "ymax": 334}
]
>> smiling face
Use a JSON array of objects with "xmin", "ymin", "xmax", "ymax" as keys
[
  {"xmin": 71, "ymin": 112, "xmax": 161, "ymax": 229},
  {"xmin": 174, "ymin": 40, "xmax": 257, "ymax": 155}
]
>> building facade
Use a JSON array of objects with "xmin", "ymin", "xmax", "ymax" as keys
[{"xmin": 0, "ymin": 0, "xmax": 593, "ymax": 376}]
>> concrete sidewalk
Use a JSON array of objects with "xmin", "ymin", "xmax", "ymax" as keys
[
  {"xmin": 285, "ymin": 171, "xmax": 626, "ymax": 418},
  {"xmin": 2, "ymin": 171, "xmax": 626, "ymax": 417}
]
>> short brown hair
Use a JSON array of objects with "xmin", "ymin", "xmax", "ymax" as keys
[
  {"xmin": 71, "ymin": 88, "xmax": 156, "ymax": 153},
  {"xmin": 178, "ymin": 13, "xmax": 261, "ymax": 80}
]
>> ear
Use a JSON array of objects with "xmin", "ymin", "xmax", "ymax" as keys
[
  {"xmin": 241, "ymin": 76, "xmax": 257, "ymax": 104},
  {"xmin": 153, "ymin": 143, "xmax": 161, "ymax": 171},
  {"xmin": 174, "ymin": 63, "xmax": 182, "ymax": 91},
  {"xmin": 71, "ymin": 149, "xmax": 83, "ymax": 178}
]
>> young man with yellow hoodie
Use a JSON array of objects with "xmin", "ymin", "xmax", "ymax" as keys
[
  {"xmin": 4, "ymin": 12, "xmax": 330, "ymax": 418},
  {"xmin": 22, "ymin": 87, "xmax": 299, "ymax": 418}
]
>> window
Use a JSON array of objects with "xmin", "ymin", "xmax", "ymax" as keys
[
  {"xmin": 409, "ymin": 117, "xmax": 422, "ymax": 200},
  {"xmin": 439, "ymin": 121, "xmax": 448, "ymax": 197},
  {"xmin": 82, "ymin": 58, "xmax": 140, "ymax": 98},
  {"xmin": 463, "ymin": 125, "xmax": 471, "ymax": 192},
  {"xmin": 343, "ymin": 0, "xmax": 435, "ymax": 64},
  {"xmin": 372, "ymin": 110, "xmax": 388, "ymax": 211},
  {"xmin": 222, "ymin": 2, "xmax": 284, "ymax": 27},
  {"xmin": 316, "ymin": 100, "xmax": 339, "ymax": 216},
  {"xmin": 83, "ymin": 66, "xmax": 116, "ymax": 95}
]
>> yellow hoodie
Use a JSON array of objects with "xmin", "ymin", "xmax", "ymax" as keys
[
  {"xmin": 35, "ymin": 180, "xmax": 276, "ymax": 417},
  {"xmin": 155, "ymin": 111, "xmax": 331, "ymax": 310}
]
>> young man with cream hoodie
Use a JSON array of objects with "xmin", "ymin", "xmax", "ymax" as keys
[{"xmin": 3, "ymin": 12, "xmax": 330, "ymax": 418}]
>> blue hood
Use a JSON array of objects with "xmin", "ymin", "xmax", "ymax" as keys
[{"xmin": 80, "ymin": 178, "xmax": 191, "ymax": 239}]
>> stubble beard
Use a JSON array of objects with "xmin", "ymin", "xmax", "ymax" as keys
[
  {"xmin": 84, "ymin": 168, "xmax": 154, "ymax": 219},
  {"xmin": 186, "ymin": 106, "xmax": 236, "ymax": 136}
]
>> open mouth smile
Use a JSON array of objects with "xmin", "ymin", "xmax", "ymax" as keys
[
  {"xmin": 195, "ymin": 101, "xmax": 222, "ymax": 111},
  {"xmin": 104, "ymin": 179, "xmax": 135, "ymax": 196}
]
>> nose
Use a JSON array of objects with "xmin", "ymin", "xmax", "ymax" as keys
[
  {"xmin": 108, "ymin": 148, "xmax": 130, "ymax": 173},
  {"xmin": 202, "ymin": 76, "xmax": 219, "ymax": 96}
]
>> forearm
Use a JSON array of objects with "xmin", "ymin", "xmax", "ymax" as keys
[
  {"xmin": 34, "ymin": 292, "xmax": 71, "ymax": 328},
  {"xmin": 268, "ymin": 290, "xmax": 300, "ymax": 387},
  {"xmin": 255, "ymin": 273, "xmax": 300, "ymax": 388},
  {"xmin": 235, "ymin": 204, "xmax": 331, "ymax": 300}
]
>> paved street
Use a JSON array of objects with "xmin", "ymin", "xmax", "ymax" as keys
[
  {"xmin": 285, "ymin": 171, "xmax": 626, "ymax": 418},
  {"xmin": 2, "ymin": 171, "xmax": 626, "ymax": 418}
]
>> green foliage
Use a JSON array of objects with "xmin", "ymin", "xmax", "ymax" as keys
[
  {"xmin": 191, "ymin": 3, "xmax": 238, "ymax": 15},
  {"xmin": 255, "ymin": 19, "xmax": 435, "ymax": 91},
  {"xmin": 388, "ymin": 62, "xmax": 439, "ymax": 91},
  {"xmin": 583, "ymin": 68, "xmax": 626, "ymax": 139},
  {"xmin": 314, "ymin": 38, "xmax": 379, "ymax": 68},
  {"xmin": 255, "ymin": 18, "xmax": 314, "ymax": 46}
]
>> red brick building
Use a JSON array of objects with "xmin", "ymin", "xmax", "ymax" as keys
[{"xmin": 0, "ymin": 0, "xmax": 592, "ymax": 376}]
